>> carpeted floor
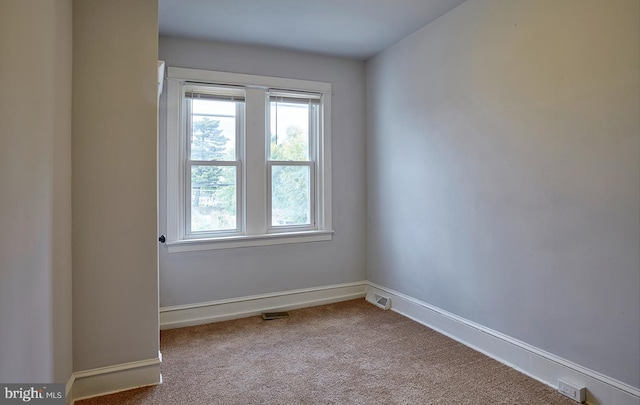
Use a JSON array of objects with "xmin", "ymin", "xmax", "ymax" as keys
[{"xmin": 76, "ymin": 299, "xmax": 575, "ymax": 404}]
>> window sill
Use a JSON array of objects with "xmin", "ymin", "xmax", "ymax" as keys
[{"xmin": 165, "ymin": 230, "xmax": 334, "ymax": 253}]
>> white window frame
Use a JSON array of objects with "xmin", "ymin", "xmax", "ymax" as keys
[
  {"xmin": 183, "ymin": 84, "xmax": 245, "ymax": 238},
  {"xmin": 165, "ymin": 67, "xmax": 333, "ymax": 252},
  {"xmin": 266, "ymin": 90, "xmax": 321, "ymax": 233}
]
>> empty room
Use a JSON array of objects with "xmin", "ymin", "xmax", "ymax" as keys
[{"xmin": 1, "ymin": 0, "xmax": 638, "ymax": 404}]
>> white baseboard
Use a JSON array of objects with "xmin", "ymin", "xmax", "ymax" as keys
[
  {"xmin": 65, "ymin": 374, "xmax": 75, "ymax": 405},
  {"xmin": 160, "ymin": 281, "xmax": 367, "ymax": 330},
  {"xmin": 367, "ymin": 282, "xmax": 640, "ymax": 405},
  {"xmin": 71, "ymin": 354, "xmax": 162, "ymax": 403}
]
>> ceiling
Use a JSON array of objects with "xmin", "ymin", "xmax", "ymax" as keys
[{"xmin": 158, "ymin": 0, "xmax": 466, "ymax": 60}]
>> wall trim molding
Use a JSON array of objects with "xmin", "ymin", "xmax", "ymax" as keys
[
  {"xmin": 71, "ymin": 354, "xmax": 162, "ymax": 403},
  {"xmin": 160, "ymin": 281, "xmax": 367, "ymax": 330},
  {"xmin": 367, "ymin": 282, "xmax": 640, "ymax": 405},
  {"xmin": 65, "ymin": 374, "xmax": 75, "ymax": 405}
]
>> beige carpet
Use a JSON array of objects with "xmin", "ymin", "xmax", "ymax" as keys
[{"xmin": 76, "ymin": 299, "xmax": 575, "ymax": 404}]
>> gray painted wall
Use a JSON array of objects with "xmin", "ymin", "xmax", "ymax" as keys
[
  {"xmin": 72, "ymin": 0, "xmax": 159, "ymax": 371},
  {"xmin": 0, "ymin": 0, "xmax": 73, "ymax": 384},
  {"xmin": 158, "ymin": 38, "xmax": 366, "ymax": 307},
  {"xmin": 366, "ymin": 0, "xmax": 639, "ymax": 388}
]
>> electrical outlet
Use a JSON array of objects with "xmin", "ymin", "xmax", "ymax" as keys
[{"xmin": 558, "ymin": 379, "xmax": 586, "ymax": 403}]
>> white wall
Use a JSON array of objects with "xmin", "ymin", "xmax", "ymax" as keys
[
  {"xmin": 0, "ymin": 0, "xmax": 73, "ymax": 384},
  {"xmin": 158, "ymin": 37, "xmax": 366, "ymax": 307},
  {"xmin": 366, "ymin": 0, "xmax": 639, "ymax": 389},
  {"xmin": 72, "ymin": 0, "xmax": 159, "ymax": 371}
]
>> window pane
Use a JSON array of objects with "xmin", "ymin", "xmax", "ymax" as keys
[
  {"xmin": 270, "ymin": 101, "xmax": 310, "ymax": 161},
  {"xmin": 192, "ymin": 99, "xmax": 236, "ymax": 115},
  {"xmin": 271, "ymin": 165, "xmax": 310, "ymax": 226},
  {"xmin": 190, "ymin": 99, "xmax": 238, "ymax": 161},
  {"xmin": 191, "ymin": 166, "xmax": 236, "ymax": 232}
]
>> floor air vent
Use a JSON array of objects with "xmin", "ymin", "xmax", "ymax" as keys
[
  {"xmin": 366, "ymin": 292, "xmax": 391, "ymax": 310},
  {"xmin": 262, "ymin": 311, "xmax": 290, "ymax": 320}
]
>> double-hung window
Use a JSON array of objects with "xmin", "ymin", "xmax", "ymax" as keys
[
  {"xmin": 268, "ymin": 91, "xmax": 319, "ymax": 230},
  {"xmin": 185, "ymin": 84, "xmax": 244, "ymax": 236},
  {"xmin": 165, "ymin": 67, "xmax": 332, "ymax": 252}
]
